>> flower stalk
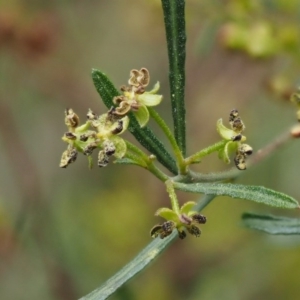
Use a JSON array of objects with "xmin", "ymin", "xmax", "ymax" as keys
[
  {"xmin": 185, "ymin": 140, "xmax": 227, "ymax": 166},
  {"xmin": 148, "ymin": 107, "xmax": 186, "ymax": 174},
  {"xmin": 165, "ymin": 179, "xmax": 180, "ymax": 213}
]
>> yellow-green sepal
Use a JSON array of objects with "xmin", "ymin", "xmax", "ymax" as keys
[
  {"xmin": 133, "ymin": 104, "xmax": 149, "ymax": 128},
  {"xmin": 216, "ymin": 118, "xmax": 235, "ymax": 140},
  {"xmin": 110, "ymin": 136, "xmax": 127, "ymax": 158},
  {"xmin": 137, "ymin": 93, "xmax": 162, "ymax": 107},
  {"xmin": 180, "ymin": 201, "xmax": 196, "ymax": 215},
  {"xmin": 148, "ymin": 81, "xmax": 160, "ymax": 94},
  {"xmin": 218, "ymin": 141, "xmax": 238, "ymax": 164},
  {"xmin": 155, "ymin": 207, "xmax": 178, "ymax": 222}
]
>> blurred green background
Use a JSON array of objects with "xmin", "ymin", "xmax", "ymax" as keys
[{"xmin": 1, "ymin": 0, "xmax": 300, "ymax": 299}]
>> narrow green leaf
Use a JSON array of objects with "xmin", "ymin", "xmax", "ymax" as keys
[
  {"xmin": 91, "ymin": 69, "xmax": 177, "ymax": 174},
  {"xmin": 242, "ymin": 212, "xmax": 300, "ymax": 235},
  {"xmin": 114, "ymin": 157, "xmax": 146, "ymax": 167},
  {"xmin": 173, "ymin": 182, "xmax": 300, "ymax": 209},
  {"xmin": 79, "ymin": 233, "xmax": 177, "ymax": 300},
  {"xmin": 79, "ymin": 194, "xmax": 215, "ymax": 300},
  {"xmin": 161, "ymin": 0, "xmax": 186, "ymax": 155}
]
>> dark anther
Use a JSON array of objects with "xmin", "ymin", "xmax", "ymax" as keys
[
  {"xmin": 187, "ymin": 225, "xmax": 201, "ymax": 237},
  {"xmin": 192, "ymin": 214, "xmax": 207, "ymax": 224},
  {"xmin": 232, "ymin": 118, "xmax": 245, "ymax": 132},
  {"xmin": 65, "ymin": 108, "xmax": 79, "ymax": 128},
  {"xmin": 111, "ymin": 120, "xmax": 123, "ymax": 135},
  {"xmin": 79, "ymin": 134, "xmax": 89, "ymax": 142},
  {"xmin": 159, "ymin": 221, "xmax": 175, "ymax": 238},
  {"xmin": 83, "ymin": 143, "xmax": 97, "ymax": 156},
  {"xmin": 231, "ymin": 134, "xmax": 242, "ymax": 142},
  {"xmin": 234, "ymin": 153, "xmax": 246, "ymax": 170},
  {"xmin": 68, "ymin": 148, "xmax": 78, "ymax": 163},
  {"xmin": 65, "ymin": 132, "xmax": 76, "ymax": 140},
  {"xmin": 239, "ymin": 144, "xmax": 253, "ymax": 156},
  {"xmin": 104, "ymin": 143, "xmax": 116, "ymax": 156},
  {"xmin": 150, "ymin": 224, "xmax": 163, "ymax": 238},
  {"xmin": 87, "ymin": 109, "xmax": 98, "ymax": 120},
  {"xmin": 229, "ymin": 109, "xmax": 239, "ymax": 122},
  {"xmin": 98, "ymin": 151, "xmax": 110, "ymax": 167},
  {"xmin": 178, "ymin": 230, "xmax": 187, "ymax": 239},
  {"xmin": 60, "ymin": 146, "xmax": 77, "ymax": 168}
]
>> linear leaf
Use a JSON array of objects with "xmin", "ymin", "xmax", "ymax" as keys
[
  {"xmin": 161, "ymin": 0, "xmax": 186, "ymax": 155},
  {"xmin": 91, "ymin": 69, "xmax": 177, "ymax": 174},
  {"xmin": 114, "ymin": 156, "xmax": 148, "ymax": 168},
  {"xmin": 242, "ymin": 212, "xmax": 300, "ymax": 235},
  {"xmin": 79, "ymin": 194, "xmax": 215, "ymax": 300},
  {"xmin": 173, "ymin": 182, "xmax": 300, "ymax": 209},
  {"xmin": 79, "ymin": 233, "xmax": 177, "ymax": 300}
]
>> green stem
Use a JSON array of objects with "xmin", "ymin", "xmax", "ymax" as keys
[
  {"xmin": 148, "ymin": 108, "xmax": 186, "ymax": 174},
  {"xmin": 185, "ymin": 140, "xmax": 227, "ymax": 165},
  {"xmin": 161, "ymin": 0, "xmax": 187, "ymax": 156},
  {"xmin": 126, "ymin": 141, "xmax": 169, "ymax": 182},
  {"xmin": 125, "ymin": 141, "xmax": 149, "ymax": 162},
  {"xmin": 165, "ymin": 179, "xmax": 180, "ymax": 213},
  {"xmin": 147, "ymin": 158, "xmax": 170, "ymax": 182}
]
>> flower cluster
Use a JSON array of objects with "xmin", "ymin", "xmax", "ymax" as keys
[
  {"xmin": 60, "ymin": 108, "xmax": 128, "ymax": 168},
  {"xmin": 150, "ymin": 201, "xmax": 207, "ymax": 239},
  {"xmin": 217, "ymin": 109, "xmax": 253, "ymax": 170},
  {"xmin": 60, "ymin": 68, "xmax": 163, "ymax": 168},
  {"xmin": 113, "ymin": 68, "xmax": 162, "ymax": 127}
]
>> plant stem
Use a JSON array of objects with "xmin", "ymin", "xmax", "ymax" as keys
[
  {"xmin": 125, "ymin": 141, "xmax": 149, "ymax": 161},
  {"xmin": 161, "ymin": 0, "xmax": 187, "ymax": 156},
  {"xmin": 147, "ymin": 158, "xmax": 170, "ymax": 181},
  {"xmin": 248, "ymin": 127, "xmax": 294, "ymax": 166},
  {"xmin": 185, "ymin": 140, "xmax": 227, "ymax": 165},
  {"xmin": 165, "ymin": 179, "xmax": 180, "ymax": 213},
  {"xmin": 125, "ymin": 141, "xmax": 169, "ymax": 181},
  {"xmin": 187, "ymin": 125, "xmax": 297, "ymax": 182},
  {"xmin": 148, "ymin": 108, "xmax": 186, "ymax": 174}
]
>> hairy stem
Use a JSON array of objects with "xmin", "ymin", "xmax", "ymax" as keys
[
  {"xmin": 166, "ymin": 179, "xmax": 180, "ymax": 213},
  {"xmin": 125, "ymin": 141, "xmax": 169, "ymax": 181},
  {"xmin": 148, "ymin": 108, "xmax": 186, "ymax": 174},
  {"xmin": 185, "ymin": 140, "xmax": 227, "ymax": 165}
]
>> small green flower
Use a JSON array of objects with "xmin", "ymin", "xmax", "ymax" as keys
[
  {"xmin": 113, "ymin": 68, "xmax": 162, "ymax": 127},
  {"xmin": 60, "ymin": 108, "xmax": 128, "ymax": 168},
  {"xmin": 150, "ymin": 201, "xmax": 207, "ymax": 239},
  {"xmin": 217, "ymin": 109, "xmax": 252, "ymax": 170}
]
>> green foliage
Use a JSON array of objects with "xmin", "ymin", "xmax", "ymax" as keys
[
  {"xmin": 242, "ymin": 213, "xmax": 300, "ymax": 235},
  {"xmin": 58, "ymin": 0, "xmax": 300, "ymax": 299},
  {"xmin": 161, "ymin": 0, "xmax": 187, "ymax": 155},
  {"xmin": 173, "ymin": 182, "xmax": 299, "ymax": 209},
  {"xmin": 80, "ymin": 234, "xmax": 177, "ymax": 300}
]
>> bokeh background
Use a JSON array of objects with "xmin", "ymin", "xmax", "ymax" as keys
[{"xmin": 1, "ymin": 0, "xmax": 300, "ymax": 299}]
